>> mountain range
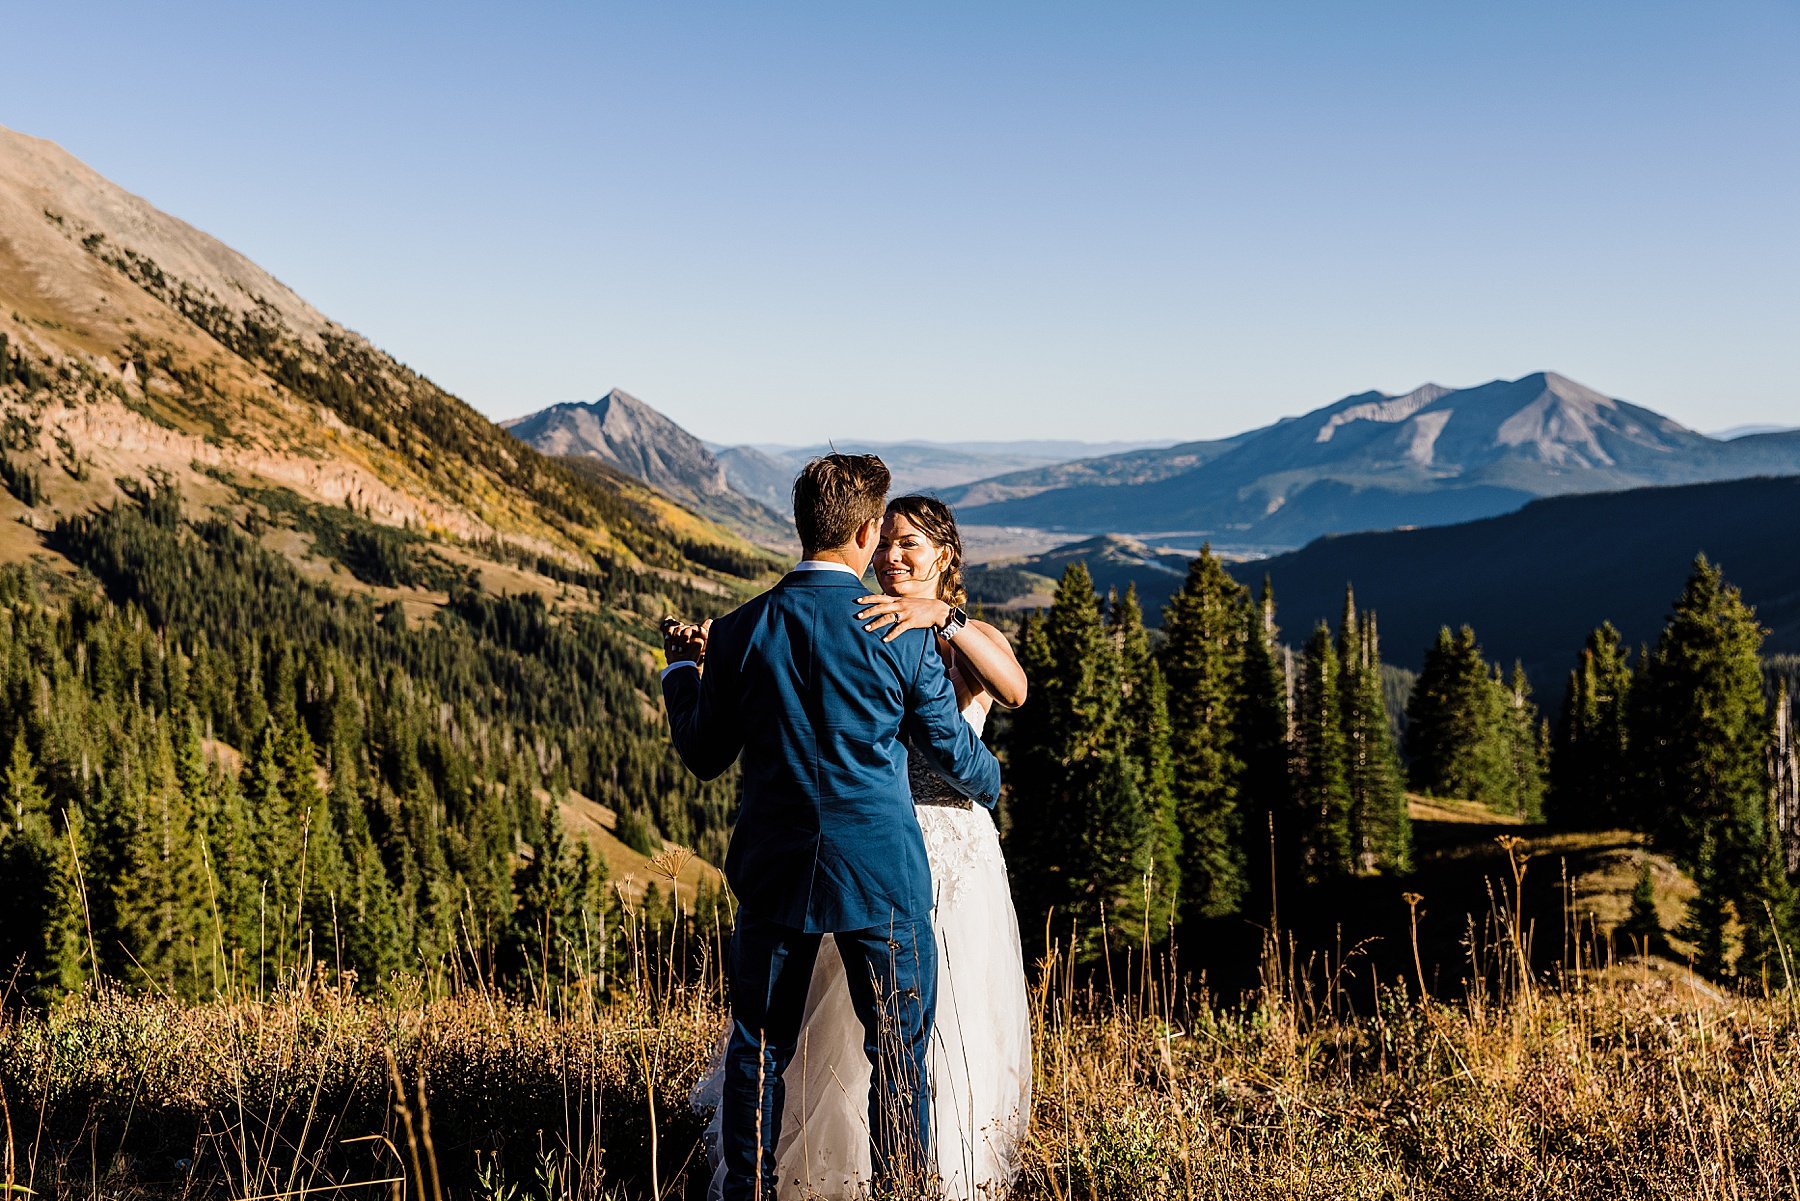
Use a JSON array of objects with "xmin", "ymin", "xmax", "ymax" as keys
[
  {"xmin": 946, "ymin": 373, "xmax": 1800, "ymax": 550},
  {"xmin": 502, "ymin": 387, "xmax": 1169, "ymax": 546},
  {"xmin": 713, "ymin": 439, "xmax": 1169, "ymax": 509},
  {"xmin": 507, "ymin": 371, "xmax": 1800, "ymax": 563}
]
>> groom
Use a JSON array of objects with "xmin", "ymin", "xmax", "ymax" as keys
[{"xmin": 661, "ymin": 452, "xmax": 1001, "ymax": 1200}]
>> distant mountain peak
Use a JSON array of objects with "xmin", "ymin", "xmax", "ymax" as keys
[
  {"xmin": 507, "ymin": 388, "xmax": 733, "ymax": 500},
  {"xmin": 506, "ymin": 389, "xmax": 792, "ymax": 544}
]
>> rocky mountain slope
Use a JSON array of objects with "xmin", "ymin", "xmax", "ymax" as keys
[
  {"xmin": 951, "ymin": 373, "xmax": 1800, "ymax": 549},
  {"xmin": 0, "ymin": 123, "xmax": 777, "ymax": 590},
  {"xmin": 505, "ymin": 389, "xmax": 732, "ymax": 499}
]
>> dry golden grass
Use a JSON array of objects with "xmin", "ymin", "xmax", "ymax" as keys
[
  {"xmin": 5, "ymin": 906, "xmax": 1800, "ymax": 1201},
  {"xmin": 0, "ymin": 793, "xmax": 1788, "ymax": 1201},
  {"xmin": 1016, "ymin": 949, "xmax": 1800, "ymax": 1200}
]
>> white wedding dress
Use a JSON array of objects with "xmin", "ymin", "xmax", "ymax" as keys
[{"xmin": 697, "ymin": 690, "xmax": 1033, "ymax": 1200}]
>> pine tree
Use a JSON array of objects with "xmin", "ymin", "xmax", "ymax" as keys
[
  {"xmin": 0, "ymin": 732, "xmax": 84, "ymax": 999},
  {"xmin": 504, "ymin": 799, "xmax": 611, "ymax": 1002},
  {"xmin": 1548, "ymin": 623, "xmax": 1634, "ymax": 828},
  {"xmin": 329, "ymin": 768, "xmax": 408, "ymax": 990},
  {"xmin": 205, "ymin": 753, "xmax": 261, "ymax": 974},
  {"xmin": 1404, "ymin": 627, "xmax": 1513, "ymax": 808},
  {"xmin": 1110, "ymin": 586, "xmax": 1179, "ymax": 942},
  {"xmin": 1339, "ymin": 594, "xmax": 1410, "ymax": 874},
  {"xmin": 106, "ymin": 722, "xmax": 210, "ymax": 994},
  {"xmin": 1405, "ymin": 627, "xmax": 1461, "ymax": 795},
  {"xmin": 1002, "ymin": 565, "xmax": 1150, "ymax": 960},
  {"xmin": 1235, "ymin": 578, "xmax": 1291, "ymax": 913},
  {"xmin": 1501, "ymin": 664, "xmax": 1547, "ymax": 820},
  {"xmin": 1680, "ymin": 832, "xmax": 1732, "ymax": 978},
  {"xmin": 503, "ymin": 799, "xmax": 580, "ymax": 998},
  {"xmin": 1159, "ymin": 548, "xmax": 1249, "ymax": 924},
  {"xmin": 1291, "ymin": 622, "xmax": 1352, "ymax": 883},
  {"xmin": 1632, "ymin": 556, "xmax": 1771, "ymax": 891},
  {"xmin": 1002, "ymin": 610, "xmax": 1059, "ymax": 942},
  {"xmin": 1737, "ymin": 799, "xmax": 1796, "ymax": 985}
]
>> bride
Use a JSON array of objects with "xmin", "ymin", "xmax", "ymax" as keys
[{"xmin": 697, "ymin": 494, "xmax": 1034, "ymax": 1200}]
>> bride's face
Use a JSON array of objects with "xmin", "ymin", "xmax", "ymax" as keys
[{"xmin": 876, "ymin": 512, "xmax": 950, "ymax": 599}]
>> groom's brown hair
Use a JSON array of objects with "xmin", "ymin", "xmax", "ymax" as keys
[{"xmin": 793, "ymin": 453, "xmax": 890, "ymax": 555}]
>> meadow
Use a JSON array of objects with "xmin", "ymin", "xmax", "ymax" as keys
[{"xmin": 5, "ymin": 811, "xmax": 1799, "ymax": 1201}]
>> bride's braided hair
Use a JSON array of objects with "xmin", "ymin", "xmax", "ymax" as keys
[{"xmin": 886, "ymin": 494, "xmax": 967, "ymax": 608}]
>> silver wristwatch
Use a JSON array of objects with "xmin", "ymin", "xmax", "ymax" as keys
[{"xmin": 938, "ymin": 604, "xmax": 969, "ymax": 641}]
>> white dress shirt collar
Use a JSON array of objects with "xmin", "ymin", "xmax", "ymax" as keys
[{"xmin": 792, "ymin": 559, "xmax": 866, "ymax": 579}]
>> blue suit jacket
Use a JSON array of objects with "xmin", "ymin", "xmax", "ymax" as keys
[{"xmin": 662, "ymin": 568, "xmax": 1001, "ymax": 932}]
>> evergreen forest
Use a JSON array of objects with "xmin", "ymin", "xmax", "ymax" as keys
[
  {"xmin": 1, "ymin": 468, "xmax": 1796, "ymax": 1005},
  {"xmin": 997, "ymin": 548, "xmax": 1800, "ymax": 985},
  {"xmin": 0, "ymin": 480, "xmax": 736, "ymax": 1004}
]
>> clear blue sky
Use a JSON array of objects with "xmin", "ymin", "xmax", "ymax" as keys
[{"xmin": 5, "ymin": 1, "xmax": 1796, "ymax": 443}]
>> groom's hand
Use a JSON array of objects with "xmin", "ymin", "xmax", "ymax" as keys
[
  {"xmin": 857, "ymin": 595, "xmax": 951, "ymax": 643},
  {"xmin": 661, "ymin": 617, "xmax": 711, "ymax": 667}
]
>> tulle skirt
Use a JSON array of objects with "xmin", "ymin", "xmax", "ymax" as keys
[{"xmin": 697, "ymin": 804, "xmax": 1032, "ymax": 1199}]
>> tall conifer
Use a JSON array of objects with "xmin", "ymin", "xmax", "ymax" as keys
[
  {"xmin": 1405, "ymin": 627, "xmax": 1514, "ymax": 808},
  {"xmin": 1340, "ymin": 600, "xmax": 1410, "ymax": 873},
  {"xmin": 1002, "ymin": 565, "xmax": 1148, "ymax": 959},
  {"xmin": 1548, "ymin": 623, "xmax": 1633, "ymax": 828},
  {"xmin": 1235, "ymin": 579, "xmax": 1292, "ymax": 913},
  {"xmin": 1291, "ymin": 622, "xmax": 1352, "ymax": 882},
  {"xmin": 1632, "ymin": 556, "xmax": 1771, "ymax": 880},
  {"xmin": 1111, "ymin": 586, "xmax": 1180, "ymax": 941},
  {"xmin": 0, "ymin": 732, "xmax": 84, "ymax": 999},
  {"xmin": 1159, "ymin": 549, "xmax": 1248, "ymax": 923},
  {"xmin": 1501, "ymin": 664, "xmax": 1547, "ymax": 821},
  {"xmin": 108, "ymin": 722, "xmax": 210, "ymax": 993}
]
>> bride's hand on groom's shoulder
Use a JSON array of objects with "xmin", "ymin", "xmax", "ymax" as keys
[{"xmin": 856, "ymin": 595, "xmax": 950, "ymax": 643}]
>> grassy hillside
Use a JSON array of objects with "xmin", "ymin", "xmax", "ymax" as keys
[{"xmin": 0, "ymin": 128, "xmax": 798, "ymax": 1011}]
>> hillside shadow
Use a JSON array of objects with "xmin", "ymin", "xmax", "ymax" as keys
[{"xmin": 1179, "ymin": 799, "xmax": 1661, "ymax": 1007}]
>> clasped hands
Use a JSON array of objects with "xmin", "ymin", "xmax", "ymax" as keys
[{"xmin": 661, "ymin": 616, "xmax": 710, "ymax": 668}]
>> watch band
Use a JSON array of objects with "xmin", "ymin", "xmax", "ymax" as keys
[{"xmin": 938, "ymin": 605, "xmax": 969, "ymax": 640}]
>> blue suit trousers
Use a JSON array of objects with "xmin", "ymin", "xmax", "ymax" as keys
[{"xmin": 720, "ymin": 907, "xmax": 937, "ymax": 1200}]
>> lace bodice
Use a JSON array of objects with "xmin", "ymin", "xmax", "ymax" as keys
[
  {"xmin": 909, "ymin": 672, "xmax": 1001, "ymax": 908},
  {"xmin": 907, "ymin": 692, "xmax": 990, "ymax": 808}
]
